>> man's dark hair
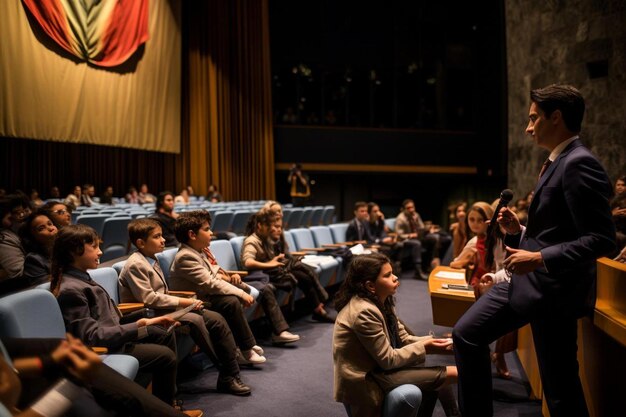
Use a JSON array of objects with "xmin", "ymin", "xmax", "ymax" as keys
[
  {"xmin": 353, "ymin": 201, "xmax": 368, "ymax": 211},
  {"xmin": 155, "ymin": 191, "xmax": 175, "ymax": 212},
  {"xmin": 401, "ymin": 199, "xmax": 414, "ymax": 210},
  {"xmin": 530, "ymin": 84, "xmax": 585, "ymax": 133},
  {"xmin": 174, "ymin": 210, "xmax": 212, "ymax": 244}
]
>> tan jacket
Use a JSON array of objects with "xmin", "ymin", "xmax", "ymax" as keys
[
  {"xmin": 333, "ymin": 296, "xmax": 431, "ymax": 415},
  {"xmin": 169, "ymin": 244, "xmax": 247, "ymax": 300},
  {"xmin": 118, "ymin": 252, "xmax": 180, "ymax": 309},
  {"xmin": 394, "ymin": 211, "xmax": 425, "ymax": 236}
]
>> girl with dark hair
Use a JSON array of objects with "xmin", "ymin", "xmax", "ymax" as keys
[
  {"xmin": 449, "ymin": 201, "xmax": 512, "ymax": 379},
  {"xmin": 19, "ymin": 210, "xmax": 57, "ymax": 286},
  {"xmin": 333, "ymin": 253, "xmax": 458, "ymax": 417},
  {"xmin": 51, "ymin": 224, "xmax": 189, "ymax": 410}
]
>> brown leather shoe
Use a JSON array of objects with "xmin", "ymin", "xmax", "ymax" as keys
[{"xmin": 217, "ymin": 375, "xmax": 252, "ymax": 396}]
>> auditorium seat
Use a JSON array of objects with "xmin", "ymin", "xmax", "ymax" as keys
[
  {"xmin": 156, "ymin": 248, "xmax": 179, "ymax": 283},
  {"xmin": 0, "ymin": 289, "xmax": 139, "ymax": 380},
  {"xmin": 76, "ymin": 214, "xmax": 110, "ymax": 235},
  {"xmin": 309, "ymin": 206, "xmax": 325, "ymax": 227},
  {"xmin": 100, "ymin": 217, "xmax": 132, "ymax": 262},
  {"xmin": 211, "ymin": 211, "xmax": 234, "ymax": 235},
  {"xmin": 329, "ymin": 223, "xmax": 349, "ymax": 244},
  {"xmin": 300, "ymin": 207, "xmax": 314, "ymax": 228},
  {"xmin": 231, "ymin": 210, "xmax": 253, "ymax": 235},
  {"xmin": 286, "ymin": 208, "xmax": 304, "ymax": 229},
  {"xmin": 321, "ymin": 205, "xmax": 335, "ymax": 225},
  {"xmin": 384, "ymin": 217, "xmax": 397, "ymax": 231},
  {"xmin": 289, "ymin": 228, "xmax": 340, "ymax": 287}
]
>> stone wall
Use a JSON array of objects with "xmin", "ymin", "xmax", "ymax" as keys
[{"xmin": 505, "ymin": 0, "xmax": 626, "ymax": 197}]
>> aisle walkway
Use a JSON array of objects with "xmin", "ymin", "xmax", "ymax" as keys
[{"xmin": 179, "ymin": 273, "xmax": 542, "ymax": 416}]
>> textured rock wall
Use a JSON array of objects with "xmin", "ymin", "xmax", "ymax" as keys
[{"xmin": 505, "ymin": 0, "xmax": 626, "ymax": 196}]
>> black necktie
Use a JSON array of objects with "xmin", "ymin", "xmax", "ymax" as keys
[{"xmin": 538, "ymin": 158, "xmax": 552, "ymax": 180}]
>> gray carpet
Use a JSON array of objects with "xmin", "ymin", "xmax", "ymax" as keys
[{"xmin": 178, "ymin": 273, "xmax": 542, "ymax": 416}]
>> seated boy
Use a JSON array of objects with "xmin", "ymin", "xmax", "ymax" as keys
[
  {"xmin": 168, "ymin": 211, "xmax": 267, "ymax": 366},
  {"xmin": 119, "ymin": 218, "xmax": 254, "ymax": 396}
]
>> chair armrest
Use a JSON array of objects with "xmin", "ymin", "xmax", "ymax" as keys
[
  {"xmin": 291, "ymin": 251, "xmax": 308, "ymax": 256},
  {"xmin": 168, "ymin": 291, "xmax": 196, "ymax": 298},
  {"xmin": 322, "ymin": 243, "xmax": 346, "ymax": 248},
  {"xmin": 92, "ymin": 347, "xmax": 108, "ymax": 354},
  {"xmin": 301, "ymin": 247, "xmax": 327, "ymax": 252},
  {"xmin": 118, "ymin": 303, "xmax": 145, "ymax": 314},
  {"xmin": 226, "ymin": 270, "xmax": 249, "ymax": 277}
]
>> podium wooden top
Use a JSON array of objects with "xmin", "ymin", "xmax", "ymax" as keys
[{"xmin": 428, "ymin": 266, "xmax": 475, "ymax": 301}]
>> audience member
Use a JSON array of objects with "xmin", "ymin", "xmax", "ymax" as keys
[
  {"xmin": 41, "ymin": 201, "xmax": 72, "ymax": 229},
  {"xmin": 449, "ymin": 201, "xmax": 512, "ymax": 378},
  {"xmin": 139, "ymin": 184, "xmax": 156, "ymax": 204},
  {"xmin": 126, "ymin": 186, "xmax": 140, "ymax": 204},
  {"xmin": 393, "ymin": 200, "xmax": 428, "ymax": 280},
  {"xmin": 29, "ymin": 189, "xmax": 44, "ymax": 208},
  {"xmin": 333, "ymin": 253, "xmax": 459, "ymax": 417},
  {"xmin": 395, "ymin": 199, "xmax": 451, "ymax": 272},
  {"xmin": 100, "ymin": 185, "xmax": 115, "ymax": 205},
  {"xmin": 0, "ymin": 335, "xmax": 200, "ymax": 417},
  {"xmin": 346, "ymin": 201, "xmax": 373, "ymax": 243},
  {"xmin": 64, "ymin": 185, "xmax": 81, "ymax": 209},
  {"xmin": 151, "ymin": 191, "xmax": 179, "ymax": 247},
  {"xmin": 48, "ymin": 186, "xmax": 61, "ymax": 200},
  {"xmin": 175, "ymin": 189, "xmax": 190, "ymax": 205},
  {"xmin": 367, "ymin": 202, "xmax": 402, "ymax": 270},
  {"xmin": 169, "ymin": 211, "xmax": 267, "ymax": 364},
  {"xmin": 51, "ymin": 224, "xmax": 183, "ymax": 407},
  {"xmin": 614, "ymin": 174, "xmax": 626, "ymax": 196},
  {"xmin": 80, "ymin": 184, "xmax": 95, "ymax": 207},
  {"xmin": 206, "ymin": 184, "xmax": 223, "ymax": 202},
  {"xmin": 449, "ymin": 202, "xmax": 468, "ymax": 258},
  {"xmin": 18, "ymin": 210, "xmax": 57, "ymax": 288},
  {"xmin": 119, "ymin": 218, "xmax": 252, "ymax": 395},
  {"xmin": 0, "ymin": 194, "xmax": 30, "ymax": 280}
]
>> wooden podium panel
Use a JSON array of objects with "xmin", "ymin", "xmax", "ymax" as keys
[{"xmin": 428, "ymin": 266, "xmax": 475, "ymax": 327}]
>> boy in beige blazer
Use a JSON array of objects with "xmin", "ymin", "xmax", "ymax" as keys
[{"xmin": 119, "ymin": 218, "xmax": 254, "ymax": 396}]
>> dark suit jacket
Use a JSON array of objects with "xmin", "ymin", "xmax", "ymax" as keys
[
  {"xmin": 506, "ymin": 139, "xmax": 615, "ymax": 318},
  {"xmin": 346, "ymin": 218, "xmax": 373, "ymax": 243},
  {"xmin": 57, "ymin": 269, "xmax": 140, "ymax": 351}
]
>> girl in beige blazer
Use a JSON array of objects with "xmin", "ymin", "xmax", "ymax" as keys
[{"xmin": 333, "ymin": 253, "xmax": 458, "ymax": 417}]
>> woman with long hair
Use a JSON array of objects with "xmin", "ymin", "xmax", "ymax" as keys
[{"xmin": 333, "ymin": 253, "xmax": 458, "ymax": 417}]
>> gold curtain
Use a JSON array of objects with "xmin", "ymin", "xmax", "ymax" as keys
[{"xmin": 181, "ymin": 0, "xmax": 275, "ymax": 200}]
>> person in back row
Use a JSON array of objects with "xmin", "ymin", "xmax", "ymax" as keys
[
  {"xmin": 346, "ymin": 201, "xmax": 373, "ymax": 243},
  {"xmin": 119, "ymin": 218, "xmax": 253, "ymax": 395},
  {"xmin": 0, "ymin": 194, "xmax": 29, "ymax": 281},
  {"xmin": 168, "ymin": 210, "xmax": 267, "ymax": 365},
  {"xmin": 151, "ymin": 191, "xmax": 180, "ymax": 247}
]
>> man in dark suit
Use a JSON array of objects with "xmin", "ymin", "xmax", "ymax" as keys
[
  {"xmin": 452, "ymin": 85, "xmax": 616, "ymax": 417},
  {"xmin": 346, "ymin": 201, "xmax": 373, "ymax": 243}
]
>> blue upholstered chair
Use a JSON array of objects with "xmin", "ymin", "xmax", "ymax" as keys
[
  {"xmin": 321, "ymin": 205, "xmax": 336, "ymax": 225},
  {"xmin": 344, "ymin": 384, "xmax": 422, "ymax": 417},
  {"xmin": 76, "ymin": 214, "xmax": 110, "ymax": 235},
  {"xmin": 156, "ymin": 248, "xmax": 179, "ymax": 284},
  {"xmin": 285, "ymin": 208, "xmax": 304, "ymax": 229},
  {"xmin": 100, "ymin": 217, "xmax": 132, "ymax": 262},
  {"xmin": 385, "ymin": 217, "xmax": 397, "ymax": 232},
  {"xmin": 329, "ymin": 223, "xmax": 349, "ymax": 244},
  {"xmin": 230, "ymin": 210, "xmax": 253, "ymax": 235},
  {"xmin": 309, "ymin": 206, "xmax": 325, "ymax": 227},
  {"xmin": 0, "ymin": 289, "xmax": 139, "ymax": 380},
  {"xmin": 211, "ymin": 211, "xmax": 234, "ymax": 234},
  {"xmin": 289, "ymin": 228, "xmax": 341, "ymax": 287}
]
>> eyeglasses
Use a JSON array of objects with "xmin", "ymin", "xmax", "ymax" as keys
[{"xmin": 53, "ymin": 209, "xmax": 68, "ymax": 215}]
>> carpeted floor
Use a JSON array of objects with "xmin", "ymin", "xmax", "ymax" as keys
[{"xmin": 177, "ymin": 272, "xmax": 542, "ymax": 416}]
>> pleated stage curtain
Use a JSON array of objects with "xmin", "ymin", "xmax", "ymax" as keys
[{"xmin": 181, "ymin": 0, "xmax": 275, "ymax": 201}]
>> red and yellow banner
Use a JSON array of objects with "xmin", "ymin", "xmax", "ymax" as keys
[{"xmin": 22, "ymin": 0, "xmax": 149, "ymax": 67}]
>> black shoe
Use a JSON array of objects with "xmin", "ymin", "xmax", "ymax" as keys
[
  {"xmin": 217, "ymin": 375, "xmax": 252, "ymax": 396},
  {"xmin": 312, "ymin": 311, "xmax": 336, "ymax": 323}
]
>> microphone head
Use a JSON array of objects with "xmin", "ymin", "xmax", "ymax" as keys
[{"xmin": 500, "ymin": 189, "xmax": 514, "ymax": 204}]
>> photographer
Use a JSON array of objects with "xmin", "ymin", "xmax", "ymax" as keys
[{"xmin": 288, "ymin": 163, "xmax": 311, "ymax": 207}]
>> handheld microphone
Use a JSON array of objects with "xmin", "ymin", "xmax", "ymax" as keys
[{"xmin": 487, "ymin": 189, "xmax": 513, "ymax": 233}]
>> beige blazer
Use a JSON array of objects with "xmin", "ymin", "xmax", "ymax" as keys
[
  {"xmin": 169, "ymin": 244, "xmax": 247, "ymax": 300},
  {"xmin": 333, "ymin": 296, "xmax": 431, "ymax": 416},
  {"xmin": 118, "ymin": 252, "xmax": 180, "ymax": 309}
]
